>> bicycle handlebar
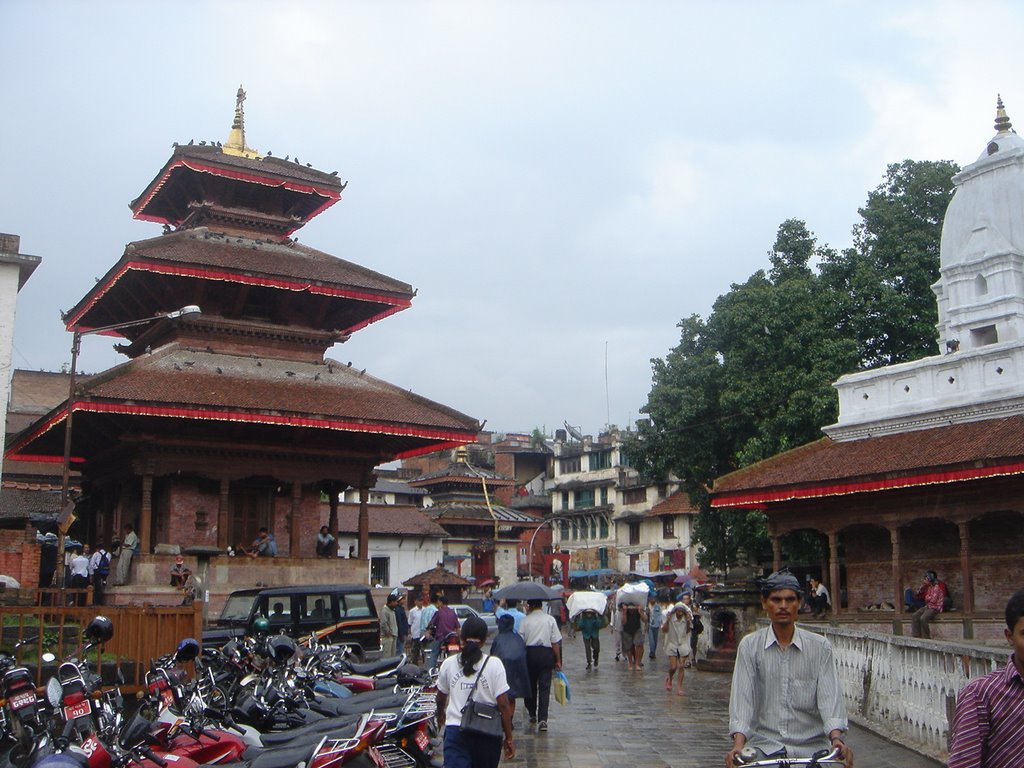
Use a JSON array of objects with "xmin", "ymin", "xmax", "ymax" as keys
[{"xmin": 733, "ymin": 746, "xmax": 842, "ymax": 766}]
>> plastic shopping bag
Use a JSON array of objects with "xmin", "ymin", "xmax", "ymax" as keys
[{"xmin": 553, "ymin": 671, "xmax": 570, "ymax": 705}]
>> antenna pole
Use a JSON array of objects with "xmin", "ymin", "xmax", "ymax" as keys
[{"xmin": 605, "ymin": 340, "xmax": 611, "ymax": 427}]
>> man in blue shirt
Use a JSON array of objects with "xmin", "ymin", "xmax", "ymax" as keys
[{"xmin": 496, "ymin": 599, "xmax": 526, "ymax": 633}]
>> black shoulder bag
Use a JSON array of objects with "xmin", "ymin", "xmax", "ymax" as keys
[{"xmin": 459, "ymin": 655, "xmax": 504, "ymax": 740}]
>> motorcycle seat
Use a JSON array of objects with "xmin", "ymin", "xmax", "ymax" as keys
[
  {"xmin": 347, "ymin": 656, "xmax": 404, "ymax": 676},
  {"xmin": 331, "ymin": 692, "xmax": 410, "ymax": 716},
  {"xmin": 258, "ymin": 715, "xmax": 363, "ymax": 747},
  {"xmin": 242, "ymin": 741, "xmax": 317, "ymax": 768}
]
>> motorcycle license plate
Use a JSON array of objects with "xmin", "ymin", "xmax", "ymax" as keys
[
  {"xmin": 8, "ymin": 691, "xmax": 35, "ymax": 710},
  {"xmin": 64, "ymin": 699, "xmax": 92, "ymax": 720},
  {"xmin": 414, "ymin": 728, "xmax": 430, "ymax": 752}
]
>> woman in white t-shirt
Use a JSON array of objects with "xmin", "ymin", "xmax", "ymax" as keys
[{"xmin": 435, "ymin": 616, "xmax": 515, "ymax": 768}]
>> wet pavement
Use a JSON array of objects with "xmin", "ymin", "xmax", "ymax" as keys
[{"xmin": 494, "ymin": 633, "xmax": 943, "ymax": 768}]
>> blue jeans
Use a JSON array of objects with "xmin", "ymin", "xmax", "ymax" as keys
[
  {"xmin": 443, "ymin": 725, "xmax": 502, "ymax": 768},
  {"xmin": 648, "ymin": 625, "xmax": 660, "ymax": 657},
  {"xmin": 426, "ymin": 639, "xmax": 441, "ymax": 669}
]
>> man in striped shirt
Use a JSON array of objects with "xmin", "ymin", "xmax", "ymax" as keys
[
  {"xmin": 949, "ymin": 589, "xmax": 1024, "ymax": 768},
  {"xmin": 726, "ymin": 570, "xmax": 853, "ymax": 767}
]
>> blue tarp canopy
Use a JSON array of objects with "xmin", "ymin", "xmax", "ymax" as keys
[{"xmin": 569, "ymin": 568, "xmax": 620, "ymax": 578}]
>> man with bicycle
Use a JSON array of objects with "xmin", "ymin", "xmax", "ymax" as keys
[{"xmin": 726, "ymin": 570, "xmax": 854, "ymax": 767}]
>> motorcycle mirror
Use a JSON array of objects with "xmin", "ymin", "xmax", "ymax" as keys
[{"xmin": 46, "ymin": 676, "xmax": 63, "ymax": 709}]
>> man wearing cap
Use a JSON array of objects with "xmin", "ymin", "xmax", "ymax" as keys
[
  {"xmin": 726, "ymin": 570, "xmax": 853, "ymax": 768},
  {"xmin": 170, "ymin": 555, "xmax": 188, "ymax": 588}
]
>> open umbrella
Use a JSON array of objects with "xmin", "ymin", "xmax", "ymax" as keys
[
  {"xmin": 477, "ymin": 578, "xmax": 497, "ymax": 588},
  {"xmin": 493, "ymin": 581, "xmax": 559, "ymax": 602}
]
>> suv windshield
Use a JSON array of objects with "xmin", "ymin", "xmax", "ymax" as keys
[{"xmin": 220, "ymin": 593, "xmax": 257, "ymax": 623}]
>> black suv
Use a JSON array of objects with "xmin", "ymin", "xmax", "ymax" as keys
[{"xmin": 203, "ymin": 584, "xmax": 381, "ymax": 659}]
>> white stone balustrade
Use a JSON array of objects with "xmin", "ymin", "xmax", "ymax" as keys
[{"xmin": 811, "ymin": 624, "xmax": 1007, "ymax": 761}]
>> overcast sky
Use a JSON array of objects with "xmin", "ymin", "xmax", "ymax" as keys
[{"xmin": 2, "ymin": 1, "xmax": 1022, "ymax": 438}]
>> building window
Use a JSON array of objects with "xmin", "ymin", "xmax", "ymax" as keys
[
  {"xmin": 590, "ymin": 518, "xmax": 597, "ymax": 539},
  {"xmin": 370, "ymin": 556, "xmax": 390, "ymax": 586},
  {"xmin": 662, "ymin": 517, "xmax": 674, "ymax": 538},
  {"xmin": 560, "ymin": 456, "xmax": 581, "ymax": 474},
  {"xmin": 560, "ymin": 520, "xmax": 570, "ymax": 540},
  {"xmin": 561, "ymin": 491, "xmax": 569, "ymax": 510},
  {"xmin": 623, "ymin": 487, "xmax": 646, "ymax": 505},
  {"xmin": 571, "ymin": 521, "xmax": 579, "ymax": 541},
  {"xmin": 629, "ymin": 522, "xmax": 640, "ymax": 545},
  {"xmin": 598, "ymin": 547, "xmax": 609, "ymax": 569},
  {"xmin": 576, "ymin": 488, "xmax": 595, "ymax": 508},
  {"xmin": 589, "ymin": 451, "xmax": 611, "ymax": 470},
  {"xmin": 599, "ymin": 517, "xmax": 609, "ymax": 538},
  {"xmin": 970, "ymin": 324, "xmax": 998, "ymax": 347},
  {"xmin": 600, "ymin": 486, "xmax": 608, "ymax": 506}
]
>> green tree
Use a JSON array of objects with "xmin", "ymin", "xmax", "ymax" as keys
[
  {"xmin": 629, "ymin": 220, "xmax": 855, "ymax": 571},
  {"xmin": 629, "ymin": 160, "xmax": 958, "ymax": 572},
  {"xmin": 820, "ymin": 159, "xmax": 959, "ymax": 368}
]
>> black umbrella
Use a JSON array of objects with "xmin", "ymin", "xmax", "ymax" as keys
[{"xmin": 493, "ymin": 581, "xmax": 560, "ymax": 602}]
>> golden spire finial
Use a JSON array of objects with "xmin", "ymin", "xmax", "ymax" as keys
[
  {"xmin": 995, "ymin": 94, "xmax": 1014, "ymax": 134},
  {"xmin": 223, "ymin": 85, "xmax": 262, "ymax": 159}
]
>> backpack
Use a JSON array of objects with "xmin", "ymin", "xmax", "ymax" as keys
[
  {"xmin": 692, "ymin": 614, "xmax": 704, "ymax": 635},
  {"xmin": 96, "ymin": 552, "xmax": 110, "ymax": 578}
]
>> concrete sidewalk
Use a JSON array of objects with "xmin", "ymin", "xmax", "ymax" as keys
[{"xmin": 498, "ymin": 633, "xmax": 943, "ymax": 768}]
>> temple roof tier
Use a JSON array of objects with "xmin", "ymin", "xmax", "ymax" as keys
[
  {"xmin": 711, "ymin": 414, "xmax": 1024, "ymax": 508},
  {"xmin": 130, "ymin": 144, "xmax": 345, "ymax": 236},
  {"xmin": 64, "ymin": 229, "xmax": 413, "ymax": 343},
  {"xmin": 6, "ymin": 345, "xmax": 480, "ymax": 464}
]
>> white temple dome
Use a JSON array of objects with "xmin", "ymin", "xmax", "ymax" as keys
[{"xmin": 939, "ymin": 97, "xmax": 1024, "ymax": 271}]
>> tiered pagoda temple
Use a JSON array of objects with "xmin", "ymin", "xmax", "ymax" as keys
[
  {"xmin": 409, "ymin": 447, "xmax": 542, "ymax": 585},
  {"xmin": 7, "ymin": 89, "xmax": 480, "ymax": 569}
]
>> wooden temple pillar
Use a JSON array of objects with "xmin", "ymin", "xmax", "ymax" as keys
[
  {"xmin": 140, "ymin": 471, "xmax": 154, "ymax": 554},
  {"xmin": 889, "ymin": 526, "xmax": 903, "ymax": 616},
  {"xmin": 770, "ymin": 527, "xmax": 782, "ymax": 572},
  {"xmin": 289, "ymin": 482, "xmax": 303, "ymax": 558},
  {"xmin": 357, "ymin": 476, "xmax": 371, "ymax": 560},
  {"xmin": 324, "ymin": 481, "xmax": 343, "ymax": 556},
  {"xmin": 827, "ymin": 530, "xmax": 841, "ymax": 614},
  {"xmin": 217, "ymin": 478, "xmax": 230, "ymax": 550},
  {"xmin": 958, "ymin": 520, "xmax": 974, "ymax": 617}
]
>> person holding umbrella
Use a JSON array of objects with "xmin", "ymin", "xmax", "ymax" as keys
[{"xmin": 519, "ymin": 598, "xmax": 562, "ymax": 732}]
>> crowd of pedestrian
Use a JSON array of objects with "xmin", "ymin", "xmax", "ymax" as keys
[{"xmin": 432, "ymin": 582, "xmax": 707, "ymax": 768}]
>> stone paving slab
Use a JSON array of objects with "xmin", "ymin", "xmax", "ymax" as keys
[{"xmin": 487, "ymin": 633, "xmax": 943, "ymax": 768}]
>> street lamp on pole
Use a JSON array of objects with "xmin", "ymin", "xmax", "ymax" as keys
[
  {"xmin": 57, "ymin": 305, "xmax": 201, "ymax": 586},
  {"xmin": 527, "ymin": 514, "xmax": 591, "ymax": 583}
]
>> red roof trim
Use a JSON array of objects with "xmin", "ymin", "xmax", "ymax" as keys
[
  {"xmin": 131, "ymin": 159, "xmax": 341, "ymax": 233},
  {"xmin": 710, "ymin": 461, "xmax": 1024, "ymax": 508},
  {"xmin": 65, "ymin": 262, "xmax": 412, "ymax": 332},
  {"xmin": 5, "ymin": 403, "xmax": 476, "ymax": 460},
  {"xmin": 395, "ymin": 440, "xmax": 468, "ymax": 460}
]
